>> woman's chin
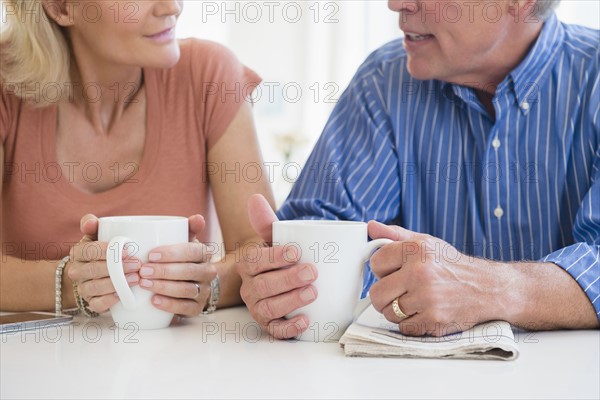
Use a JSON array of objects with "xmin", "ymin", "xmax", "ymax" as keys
[{"xmin": 148, "ymin": 45, "xmax": 181, "ymax": 69}]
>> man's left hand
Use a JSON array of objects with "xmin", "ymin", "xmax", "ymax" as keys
[{"xmin": 368, "ymin": 221, "xmax": 503, "ymax": 337}]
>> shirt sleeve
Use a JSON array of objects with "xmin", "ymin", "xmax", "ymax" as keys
[
  {"xmin": 276, "ymin": 60, "xmax": 401, "ymax": 224},
  {"xmin": 541, "ymin": 145, "xmax": 600, "ymax": 318},
  {"xmin": 189, "ymin": 40, "xmax": 262, "ymax": 151},
  {"xmin": 276, "ymin": 57, "xmax": 402, "ymax": 297},
  {"xmin": 541, "ymin": 65, "xmax": 600, "ymax": 319}
]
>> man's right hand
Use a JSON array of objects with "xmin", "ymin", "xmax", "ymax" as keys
[{"xmin": 238, "ymin": 194, "xmax": 319, "ymax": 339}]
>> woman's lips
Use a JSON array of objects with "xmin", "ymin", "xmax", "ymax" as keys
[{"xmin": 145, "ymin": 27, "xmax": 175, "ymax": 43}]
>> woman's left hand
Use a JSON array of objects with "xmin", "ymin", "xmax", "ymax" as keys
[{"xmin": 138, "ymin": 214, "xmax": 218, "ymax": 317}]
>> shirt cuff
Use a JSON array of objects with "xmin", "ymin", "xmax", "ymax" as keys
[{"xmin": 542, "ymin": 243, "xmax": 600, "ymax": 319}]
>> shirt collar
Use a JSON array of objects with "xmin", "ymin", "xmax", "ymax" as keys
[
  {"xmin": 441, "ymin": 13, "xmax": 565, "ymax": 116},
  {"xmin": 507, "ymin": 13, "xmax": 564, "ymax": 113}
]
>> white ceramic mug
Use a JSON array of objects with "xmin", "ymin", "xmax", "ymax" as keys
[
  {"xmin": 98, "ymin": 216, "xmax": 188, "ymax": 330},
  {"xmin": 272, "ymin": 220, "xmax": 392, "ymax": 342}
]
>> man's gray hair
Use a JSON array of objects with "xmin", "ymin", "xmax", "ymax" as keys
[{"xmin": 536, "ymin": 0, "xmax": 561, "ymax": 20}]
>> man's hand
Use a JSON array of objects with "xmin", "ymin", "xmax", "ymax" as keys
[
  {"xmin": 368, "ymin": 221, "xmax": 501, "ymax": 336},
  {"xmin": 238, "ymin": 194, "xmax": 319, "ymax": 339}
]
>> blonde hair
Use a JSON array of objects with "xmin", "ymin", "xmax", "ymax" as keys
[{"xmin": 0, "ymin": 0, "xmax": 70, "ymax": 107}]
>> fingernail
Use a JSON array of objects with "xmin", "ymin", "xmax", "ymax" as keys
[
  {"xmin": 139, "ymin": 279, "xmax": 152, "ymax": 288},
  {"xmin": 296, "ymin": 318, "xmax": 308, "ymax": 330},
  {"xmin": 285, "ymin": 247, "xmax": 298, "ymax": 261},
  {"xmin": 149, "ymin": 253, "xmax": 161, "ymax": 261},
  {"xmin": 299, "ymin": 266, "xmax": 315, "ymax": 282},
  {"xmin": 300, "ymin": 287, "xmax": 316, "ymax": 302},
  {"xmin": 140, "ymin": 266, "xmax": 154, "ymax": 277},
  {"xmin": 152, "ymin": 296, "xmax": 162, "ymax": 305},
  {"xmin": 126, "ymin": 274, "xmax": 139, "ymax": 284}
]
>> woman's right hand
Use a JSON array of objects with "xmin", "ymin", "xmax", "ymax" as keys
[{"xmin": 66, "ymin": 214, "xmax": 141, "ymax": 313}]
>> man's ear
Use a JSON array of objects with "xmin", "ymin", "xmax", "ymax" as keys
[
  {"xmin": 507, "ymin": 0, "xmax": 540, "ymax": 20},
  {"xmin": 42, "ymin": 0, "xmax": 75, "ymax": 27}
]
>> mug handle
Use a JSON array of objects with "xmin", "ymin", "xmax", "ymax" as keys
[
  {"xmin": 106, "ymin": 236, "xmax": 137, "ymax": 310},
  {"xmin": 361, "ymin": 238, "xmax": 394, "ymax": 264},
  {"xmin": 355, "ymin": 239, "xmax": 394, "ymax": 317}
]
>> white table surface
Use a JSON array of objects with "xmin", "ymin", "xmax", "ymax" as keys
[{"xmin": 1, "ymin": 306, "xmax": 599, "ymax": 399}]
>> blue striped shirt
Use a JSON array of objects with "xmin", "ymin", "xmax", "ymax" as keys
[{"xmin": 276, "ymin": 15, "xmax": 600, "ymax": 317}]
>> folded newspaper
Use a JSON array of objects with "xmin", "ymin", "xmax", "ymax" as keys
[{"xmin": 339, "ymin": 305, "xmax": 519, "ymax": 360}]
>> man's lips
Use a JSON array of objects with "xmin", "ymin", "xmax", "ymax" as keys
[{"xmin": 404, "ymin": 32, "xmax": 435, "ymax": 42}]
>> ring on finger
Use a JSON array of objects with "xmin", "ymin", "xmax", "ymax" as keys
[
  {"xmin": 193, "ymin": 282, "xmax": 201, "ymax": 299},
  {"xmin": 392, "ymin": 297, "xmax": 408, "ymax": 320}
]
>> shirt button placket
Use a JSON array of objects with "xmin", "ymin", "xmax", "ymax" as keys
[{"xmin": 491, "ymin": 136, "xmax": 502, "ymax": 219}]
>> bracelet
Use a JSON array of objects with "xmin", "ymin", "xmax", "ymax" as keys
[
  {"xmin": 202, "ymin": 275, "xmax": 220, "ymax": 314},
  {"xmin": 55, "ymin": 256, "xmax": 70, "ymax": 315},
  {"xmin": 72, "ymin": 280, "xmax": 99, "ymax": 318}
]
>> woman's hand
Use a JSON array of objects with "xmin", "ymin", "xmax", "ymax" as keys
[
  {"xmin": 67, "ymin": 214, "xmax": 141, "ymax": 313},
  {"xmin": 138, "ymin": 214, "xmax": 218, "ymax": 317},
  {"xmin": 67, "ymin": 214, "xmax": 215, "ymax": 317}
]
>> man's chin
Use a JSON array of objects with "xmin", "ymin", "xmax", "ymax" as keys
[{"xmin": 406, "ymin": 62, "xmax": 436, "ymax": 81}]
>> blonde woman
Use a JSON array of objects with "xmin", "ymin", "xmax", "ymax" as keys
[{"xmin": 0, "ymin": 0, "xmax": 275, "ymax": 319}]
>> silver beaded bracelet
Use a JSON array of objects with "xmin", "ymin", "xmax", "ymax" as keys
[
  {"xmin": 202, "ymin": 275, "xmax": 220, "ymax": 314},
  {"xmin": 55, "ymin": 256, "xmax": 70, "ymax": 315}
]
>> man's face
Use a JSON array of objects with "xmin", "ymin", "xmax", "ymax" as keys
[{"xmin": 388, "ymin": 0, "xmax": 537, "ymax": 85}]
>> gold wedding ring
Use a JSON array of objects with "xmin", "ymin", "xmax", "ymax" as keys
[{"xmin": 392, "ymin": 297, "xmax": 408, "ymax": 320}]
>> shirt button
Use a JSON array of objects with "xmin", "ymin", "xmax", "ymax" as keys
[
  {"xmin": 521, "ymin": 101, "xmax": 530, "ymax": 111},
  {"xmin": 492, "ymin": 138, "xmax": 501, "ymax": 149},
  {"xmin": 494, "ymin": 207, "xmax": 504, "ymax": 219}
]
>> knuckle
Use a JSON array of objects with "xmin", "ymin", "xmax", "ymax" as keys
[
  {"xmin": 188, "ymin": 243, "xmax": 204, "ymax": 261},
  {"xmin": 414, "ymin": 266, "xmax": 433, "ymax": 286},
  {"xmin": 183, "ymin": 262, "xmax": 196, "ymax": 278},
  {"xmin": 78, "ymin": 281, "xmax": 90, "ymax": 298},
  {"xmin": 247, "ymin": 260, "xmax": 262, "ymax": 276},
  {"xmin": 87, "ymin": 279, "xmax": 101, "ymax": 296},
  {"xmin": 236, "ymin": 261, "xmax": 248, "ymax": 276},
  {"xmin": 239, "ymin": 283, "xmax": 251, "ymax": 303},
  {"xmin": 153, "ymin": 265, "xmax": 167, "ymax": 279},
  {"xmin": 250, "ymin": 308, "xmax": 269, "ymax": 327},
  {"xmin": 86, "ymin": 261, "xmax": 98, "ymax": 279},
  {"xmin": 368, "ymin": 285, "xmax": 384, "ymax": 311},
  {"xmin": 382, "ymin": 307, "xmax": 394, "ymax": 322},
  {"xmin": 283, "ymin": 269, "xmax": 296, "ymax": 289},
  {"xmin": 253, "ymin": 275, "xmax": 270, "ymax": 298},
  {"xmin": 267, "ymin": 320, "xmax": 290, "ymax": 339},
  {"xmin": 188, "ymin": 283, "xmax": 199, "ymax": 298},
  {"xmin": 82, "ymin": 242, "xmax": 102, "ymax": 261},
  {"xmin": 88, "ymin": 297, "xmax": 106, "ymax": 313},
  {"xmin": 205, "ymin": 263, "xmax": 217, "ymax": 279},
  {"xmin": 257, "ymin": 299, "xmax": 276, "ymax": 321},
  {"xmin": 369, "ymin": 279, "xmax": 382, "ymax": 297},
  {"xmin": 369, "ymin": 251, "xmax": 383, "ymax": 270},
  {"xmin": 67, "ymin": 263, "xmax": 79, "ymax": 280},
  {"xmin": 152, "ymin": 280, "xmax": 165, "ymax": 292}
]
